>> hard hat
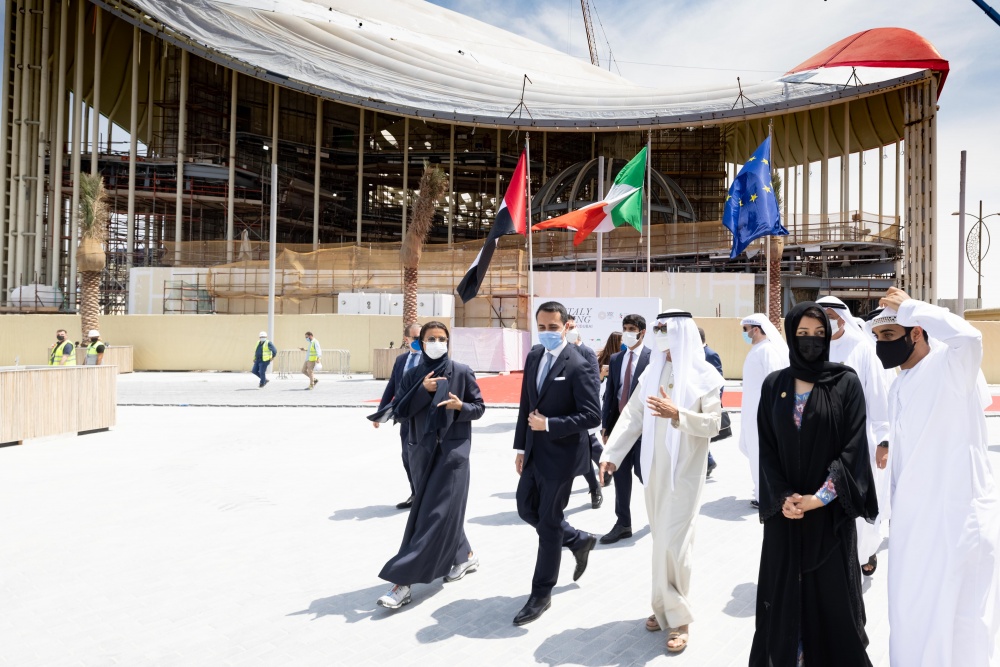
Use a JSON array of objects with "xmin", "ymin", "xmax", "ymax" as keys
[
  {"xmin": 259, "ymin": 331, "xmax": 268, "ymax": 338},
  {"xmin": 88, "ymin": 329, "xmax": 99, "ymax": 337}
]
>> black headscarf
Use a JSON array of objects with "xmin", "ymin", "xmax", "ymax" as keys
[
  {"xmin": 785, "ymin": 301, "xmax": 843, "ymax": 384},
  {"xmin": 367, "ymin": 347, "xmax": 453, "ymax": 442}
]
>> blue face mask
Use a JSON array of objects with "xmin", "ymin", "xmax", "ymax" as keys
[
  {"xmin": 409, "ymin": 340, "xmax": 421, "ymax": 352},
  {"xmin": 538, "ymin": 332, "xmax": 563, "ymax": 351},
  {"xmin": 620, "ymin": 343, "xmax": 628, "ymax": 352},
  {"xmin": 742, "ymin": 331, "xmax": 753, "ymax": 345}
]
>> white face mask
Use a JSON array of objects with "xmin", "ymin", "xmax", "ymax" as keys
[
  {"xmin": 565, "ymin": 329, "xmax": 580, "ymax": 344},
  {"xmin": 829, "ymin": 319, "xmax": 840, "ymax": 335},
  {"xmin": 424, "ymin": 341, "xmax": 448, "ymax": 360},
  {"xmin": 654, "ymin": 331, "xmax": 670, "ymax": 352},
  {"xmin": 622, "ymin": 332, "xmax": 640, "ymax": 348}
]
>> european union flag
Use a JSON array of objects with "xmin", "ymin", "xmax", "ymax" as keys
[{"xmin": 722, "ymin": 136, "xmax": 788, "ymax": 259}]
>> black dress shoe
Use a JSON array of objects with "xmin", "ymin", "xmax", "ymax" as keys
[
  {"xmin": 572, "ymin": 534, "xmax": 598, "ymax": 581},
  {"xmin": 513, "ymin": 595, "xmax": 551, "ymax": 625},
  {"xmin": 599, "ymin": 524, "xmax": 633, "ymax": 545},
  {"xmin": 395, "ymin": 495, "xmax": 414, "ymax": 510},
  {"xmin": 590, "ymin": 489, "xmax": 603, "ymax": 509},
  {"xmin": 602, "ymin": 470, "xmax": 613, "ymax": 487},
  {"xmin": 705, "ymin": 459, "xmax": 717, "ymax": 479}
]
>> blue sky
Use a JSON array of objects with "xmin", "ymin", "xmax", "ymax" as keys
[{"xmin": 431, "ymin": 0, "xmax": 1000, "ymax": 307}]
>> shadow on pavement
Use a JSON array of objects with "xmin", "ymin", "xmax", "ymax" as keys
[
  {"xmin": 490, "ymin": 491, "xmax": 517, "ymax": 500},
  {"xmin": 532, "ymin": 619, "xmax": 663, "ymax": 666},
  {"xmin": 473, "ymin": 422, "xmax": 517, "ymax": 435},
  {"xmin": 598, "ymin": 525, "xmax": 651, "ymax": 549},
  {"xmin": 329, "ymin": 505, "xmax": 402, "ymax": 521},
  {"xmin": 290, "ymin": 581, "xmax": 446, "ymax": 623},
  {"xmin": 415, "ymin": 595, "xmax": 530, "ymax": 642},
  {"xmin": 468, "ymin": 510, "xmax": 522, "ymax": 526},
  {"xmin": 699, "ymin": 495, "xmax": 758, "ymax": 521},
  {"xmin": 723, "ymin": 582, "xmax": 757, "ymax": 618}
]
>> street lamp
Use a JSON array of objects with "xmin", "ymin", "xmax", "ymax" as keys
[{"xmin": 951, "ymin": 200, "xmax": 1000, "ymax": 305}]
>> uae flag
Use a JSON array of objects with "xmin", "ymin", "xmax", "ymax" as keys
[
  {"xmin": 455, "ymin": 151, "xmax": 528, "ymax": 303},
  {"xmin": 532, "ymin": 147, "xmax": 646, "ymax": 245}
]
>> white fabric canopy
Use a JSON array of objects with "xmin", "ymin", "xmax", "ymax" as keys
[{"xmin": 115, "ymin": 0, "xmax": 931, "ymax": 129}]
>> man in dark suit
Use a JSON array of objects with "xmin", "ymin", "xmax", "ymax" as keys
[
  {"xmin": 699, "ymin": 327, "xmax": 724, "ymax": 478},
  {"xmin": 512, "ymin": 301, "xmax": 601, "ymax": 626},
  {"xmin": 599, "ymin": 313, "xmax": 651, "ymax": 544},
  {"xmin": 565, "ymin": 315, "xmax": 605, "ymax": 509},
  {"xmin": 375, "ymin": 323, "xmax": 423, "ymax": 509}
]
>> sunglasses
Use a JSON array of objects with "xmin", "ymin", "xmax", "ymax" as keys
[
  {"xmin": 424, "ymin": 336, "xmax": 449, "ymax": 343},
  {"xmin": 652, "ymin": 323, "xmax": 668, "ymax": 334}
]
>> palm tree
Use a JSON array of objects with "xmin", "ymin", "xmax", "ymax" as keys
[
  {"xmin": 768, "ymin": 171, "xmax": 784, "ymax": 327},
  {"xmin": 400, "ymin": 164, "xmax": 447, "ymax": 327},
  {"xmin": 76, "ymin": 173, "xmax": 108, "ymax": 341}
]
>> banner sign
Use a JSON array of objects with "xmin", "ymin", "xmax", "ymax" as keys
[{"xmin": 530, "ymin": 297, "xmax": 662, "ymax": 355}]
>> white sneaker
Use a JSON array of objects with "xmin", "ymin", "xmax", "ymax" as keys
[
  {"xmin": 376, "ymin": 585, "xmax": 411, "ymax": 609},
  {"xmin": 444, "ymin": 555, "xmax": 479, "ymax": 582}
]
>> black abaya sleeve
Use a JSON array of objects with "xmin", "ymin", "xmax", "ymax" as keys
[
  {"xmin": 757, "ymin": 373, "xmax": 796, "ymax": 523},
  {"xmin": 827, "ymin": 373, "xmax": 879, "ymax": 522},
  {"xmin": 454, "ymin": 367, "xmax": 485, "ymax": 423}
]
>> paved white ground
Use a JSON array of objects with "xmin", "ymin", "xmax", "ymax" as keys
[{"xmin": 3, "ymin": 375, "xmax": 999, "ymax": 666}]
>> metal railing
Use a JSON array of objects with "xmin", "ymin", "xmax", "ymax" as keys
[{"xmin": 274, "ymin": 349, "xmax": 351, "ymax": 379}]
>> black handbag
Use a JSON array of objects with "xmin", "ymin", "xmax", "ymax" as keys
[{"xmin": 711, "ymin": 411, "xmax": 733, "ymax": 442}]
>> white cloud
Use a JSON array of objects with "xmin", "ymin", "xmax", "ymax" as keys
[{"xmin": 432, "ymin": 0, "xmax": 1000, "ymax": 307}]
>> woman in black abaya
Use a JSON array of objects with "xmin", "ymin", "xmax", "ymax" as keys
[
  {"xmin": 749, "ymin": 303, "xmax": 878, "ymax": 667},
  {"xmin": 371, "ymin": 321, "xmax": 485, "ymax": 610}
]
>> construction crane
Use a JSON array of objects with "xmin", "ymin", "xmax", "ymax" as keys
[
  {"xmin": 580, "ymin": 0, "xmax": 601, "ymax": 67},
  {"xmin": 970, "ymin": 0, "xmax": 1000, "ymax": 27}
]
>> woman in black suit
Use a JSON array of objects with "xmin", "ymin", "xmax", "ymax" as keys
[{"xmin": 375, "ymin": 321, "xmax": 486, "ymax": 609}]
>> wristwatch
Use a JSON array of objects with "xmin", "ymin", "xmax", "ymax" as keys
[{"xmin": 876, "ymin": 441, "xmax": 889, "ymax": 449}]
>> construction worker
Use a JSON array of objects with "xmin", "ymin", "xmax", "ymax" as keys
[
  {"xmin": 84, "ymin": 330, "xmax": 106, "ymax": 365},
  {"xmin": 49, "ymin": 329, "xmax": 76, "ymax": 366},
  {"xmin": 253, "ymin": 331, "xmax": 277, "ymax": 388},
  {"xmin": 300, "ymin": 331, "xmax": 322, "ymax": 389}
]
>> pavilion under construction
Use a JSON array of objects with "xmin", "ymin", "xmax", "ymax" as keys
[{"xmin": 0, "ymin": 0, "xmax": 949, "ymax": 326}]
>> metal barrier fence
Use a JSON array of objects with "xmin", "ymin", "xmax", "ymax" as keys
[{"xmin": 274, "ymin": 349, "xmax": 351, "ymax": 379}]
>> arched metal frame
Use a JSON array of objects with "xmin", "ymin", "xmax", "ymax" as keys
[{"xmin": 532, "ymin": 158, "xmax": 696, "ymax": 225}]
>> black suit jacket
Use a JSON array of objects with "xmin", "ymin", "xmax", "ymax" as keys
[
  {"xmin": 378, "ymin": 351, "xmax": 420, "ymax": 439},
  {"xmin": 601, "ymin": 345, "xmax": 651, "ymax": 435},
  {"xmin": 513, "ymin": 343, "xmax": 601, "ymax": 480}
]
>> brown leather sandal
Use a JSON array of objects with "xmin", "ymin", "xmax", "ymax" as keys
[
  {"xmin": 666, "ymin": 628, "xmax": 689, "ymax": 653},
  {"xmin": 645, "ymin": 615, "xmax": 661, "ymax": 632}
]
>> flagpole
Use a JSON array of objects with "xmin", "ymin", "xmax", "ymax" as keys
[
  {"xmin": 765, "ymin": 121, "xmax": 773, "ymax": 322},
  {"xmin": 596, "ymin": 156, "xmax": 604, "ymax": 298},
  {"xmin": 646, "ymin": 130, "xmax": 652, "ymax": 297},
  {"xmin": 526, "ymin": 134, "xmax": 534, "ymax": 312}
]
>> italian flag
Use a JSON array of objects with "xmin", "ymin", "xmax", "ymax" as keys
[{"xmin": 532, "ymin": 147, "xmax": 646, "ymax": 245}]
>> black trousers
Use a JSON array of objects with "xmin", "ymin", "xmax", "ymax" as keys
[
  {"xmin": 516, "ymin": 464, "xmax": 588, "ymax": 597},
  {"xmin": 612, "ymin": 440, "xmax": 642, "ymax": 527},
  {"xmin": 400, "ymin": 425, "xmax": 414, "ymax": 495},
  {"xmin": 580, "ymin": 433, "xmax": 603, "ymax": 492}
]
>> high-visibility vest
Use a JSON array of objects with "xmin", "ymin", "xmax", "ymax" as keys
[
  {"xmin": 260, "ymin": 340, "xmax": 273, "ymax": 362},
  {"xmin": 307, "ymin": 339, "xmax": 319, "ymax": 362},
  {"xmin": 49, "ymin": 341, "xmax": 76, "ymax": 366},
  {"xmin": 86, "ymin": 340, "xmax": 103, "ymax": 364}
]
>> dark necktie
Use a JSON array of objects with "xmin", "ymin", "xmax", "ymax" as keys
[
  {"xmin": 537, "ymin": 353, "xmax": 553, "ymax": 393},
  {"xmin": 619, "ymin": 352, "xmax": 633, "ymax": 412}
]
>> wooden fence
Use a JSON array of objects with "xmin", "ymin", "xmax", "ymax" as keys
[
  {"xmin": 75, "ymin": 346, "xmax": 134, "ymax": 373},
  {"xmin": 0, "ymin": 366, "xmax": 117, "ymax": 445}
]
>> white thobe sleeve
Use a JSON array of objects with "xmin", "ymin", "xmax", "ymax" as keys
[
  {"xmin": 859, "ymin": 348, "xmax": 891, "ymax": 444},
  {"xmin": 896, "ymin": 299, "xmax": 983, "ymax": 388},
  {"xmin": 600, "ymin": 368, "xmax": 648, "ymax": 469},
  {"xmin": 671, "ymin": 389, "xmax": 723, "ymax": 439}
]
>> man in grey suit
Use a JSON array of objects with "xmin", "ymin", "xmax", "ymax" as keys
[{"xmin": 599, "ymin": 313, "xmax": 651, "ymax": 544}]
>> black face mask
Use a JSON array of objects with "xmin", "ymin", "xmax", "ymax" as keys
[
  {"xmin": 57, "ymin": 335, "xmax": 66, "ymax": 341},
  {"xmin": 876, "ymin": 333, "xmax": 915, "ymax": 369},
  {"xmin": 796, "ymin": 335, "xmax": 825, "ymax": 362}
]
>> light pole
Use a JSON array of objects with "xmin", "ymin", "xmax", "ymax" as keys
[{"xmin": 952, "ymin": 200, "xmax": 1000, "ymax": 307}]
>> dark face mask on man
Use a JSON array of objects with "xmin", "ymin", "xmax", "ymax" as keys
[
  {"xmin": 875, "ymin": 329, "xmax": 915, "ymax": 369},
  {"xmin": 796, "ymin": 335, "xmax": 825, "ymax": 363}
]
